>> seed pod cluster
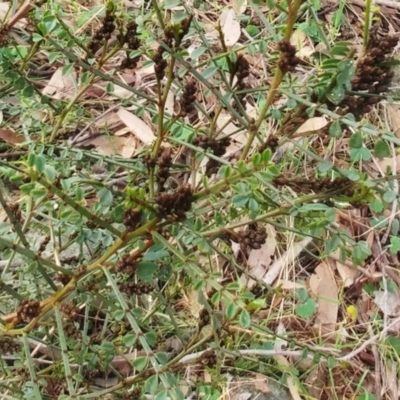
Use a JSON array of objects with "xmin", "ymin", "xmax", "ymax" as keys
[
  {"xmin": 0, "ymin": 337, "xmax": 20, "ymax": 354},
  {"xmin": 121, "ymin": 387, "xmax": 142, "ymax": 400},
  {"xmin": 120, "ymin": 281, "xmax": 155, "ymax": 297},
  {"xmin": 179, "ymin": 80, "xmax": 197, "ymax": 117},
  {"xmin": 120, "ymin": 22, "xmax": 141, "ymax": 69},
  {"xmin": 258, "ymin": 134, "xmax": 279, "ymax": 154},
  {"xmin": 198, "ymin": 308, "xmax": 210, "ymax": 329},
  {"xmin": 273, "ymin": 175, "xmax": 353, "ymax": 195},
  {"xmin": 55, "ymin": 273, "xmax": 70, "ymax": 286},
  {"xmin": 16, "ymin": 299, "xmax": 41, "ymax": 323},
  {"xmin": 156, "ymin": 185, "xmax": 193, "ymax": 221},
  {"xmin": 153, "ymin": 16, "xmax": 193, "ymax": 80},
  {"xmin": 200, "ymin": 349, "xmax": 217, "ymax": 367},
  {"xmin": 115, "ymin": 253, "xmax": 139, "ymax": 275},
  {"xmin": 238, "ymin": 224, "xmax": 267, "ymax": 251},
  {"xmin": 338, "ymin": 27, "xmax": 398, "ymax": 118},
  {"xmin": 74, "ymin": 264, "xmax": 87, "ymax": 279},
  {"xmin": 63, "ymin": 321, "xmax": 82, "ymax": 339},
  {"xmin": 38, "ymin": 235, "xmax": 50, "ymax": 255},
  {"xmin": 8, "ymin": 203, "xmax": 22, "ymax": 222},
  {"xmin": 87, "ymin": 10, "xmax": 116, "ymax": 55},
  {"xmin": 59, "ymin": 302, "xmax": 80, "ymax": 322},
  {"xmin": 232, "ymin": 55, "xmax": 250, "ymax": 110},
  {"xmin": 193, "ymin": 134, "xmax": 231, "ymax": 176},
  {"xmin": 123, "ymin": 208, "xmax": 142, "ymax": 232},
  {"xmin": 277, "ymin": 39, "xmax": 301, "ymax": 73},
  {"xmin": 156, "ymin": 147, "xmax": 172, "ymax": 190}
]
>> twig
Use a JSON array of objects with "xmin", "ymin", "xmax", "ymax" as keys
[
  {"xmin": 69, "ymin": 103, "xmax": 120, "ymax": 145},
  {"xmin": 339, "ymin": 315, "xmax": 400, "ymax": 361}
]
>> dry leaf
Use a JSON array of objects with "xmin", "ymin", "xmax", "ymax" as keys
[
  {"xmin": 242, "ymin": 225, "xmax": 276, "ymax": 288},
  {"xmin": 263, "ymin": 237, "xmax": 313, "ymax": 285},
  {"xmin": 387, "ymin": 104, "xmax": 400, "ymax": 137},
  {"xmin": 0, "ymin": 128, "xmax": 24, "ymax": 144},
  {"xmin": 165, "ymin": 89, "xmax": 175, "ymax": 116},
  {"xmin": 309, "ymin": 262, "xmax": 338, "ymax": 329},
  {"xmin": 374, "ymin": 290, "xmax": 400, "ymax": 316},
  {"xmin": 120, "ymin": 135, "xmax": 137, "ymax": 158},
  {"xmin": 220, "ymin": 9, "xmax": 241, "ymax": 47},
  {"xmin": 253, "ymin": 375, "xmax": 271, "ymax": 394},
  {"xmin": 42, "ymin": 67, "xmax": 76, "ymax": 100},
  {"xmin": 295, "ymin": 116, "xmax": 328, "ymax": 135},
  {"xmin": 336, "ymin": 261, "xmax": 358, "ymax": 287},
  {"xmin": 79, "ymin": 135, "xmax": 126, "ymax": 156},
  {"xmin": 232, "ymin": 0, "xmax": 247, "ymax": 14},
  {"xmin": 117, "ymin": 108, "xmax": 155, "ymax": 144}
]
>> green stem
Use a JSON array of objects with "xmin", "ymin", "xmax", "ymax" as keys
[
  {"xmin": 363, "ymin": 0, "xmax": 373, "ymax": 50},
  {"xmin": 49, "ymin": 77, "xmax": 95, "ymax": 142},
  {"xmin": 240, "ymin": 0, "xmax": 303, "ymax": 160}
]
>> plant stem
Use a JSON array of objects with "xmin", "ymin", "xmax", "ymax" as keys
[{"xmin": 240, "ymin": 0, "xmax": 304, "ymax": 160}]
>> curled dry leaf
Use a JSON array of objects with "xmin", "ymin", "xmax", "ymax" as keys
[
  {"xmin": 117, "ymin": 108, "xmax": 155, "ymax": 144},
  {"xmin": 220, "ymin": 8, "xmax": 241, "ymax": 47},
  {"xmin": 309, "ymin": 262, "xmax": 338, "ymax": 331}
]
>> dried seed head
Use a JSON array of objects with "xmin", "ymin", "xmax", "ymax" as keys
[{"xmin": 16, "ymin": 299, "xmax": 41, "ymax": 323}]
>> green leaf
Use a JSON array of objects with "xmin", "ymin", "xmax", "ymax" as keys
[
  {"xmin": 389, "ymin": 237, "xmax": 400, "ymax": 255},
  {"xmin": 226, "ymin": 282, "xmax": 240, "ymax": 291},
  {"xmin": 358, "ymin": 393, "xmax": 377, "ymax": 400},
  {"xmin": 252, "ymin": 152, "xmax": 262, "ymax": 166},
  {"xmin": 374, "ymin": 140, "xmax": 391, "ymax": 158},
  {"xmin": 247, "ymin": 298, "xmax": 266, "ymax": 311},
  {"xmin": 155, "ymin": 352, "xmax": 169, "ymax": 365},
  {"xmin": 232, "ymin": 194, "xmax": 249, "ymax": 207},
  {"xmin": 191, "ymin": 46, "xmax": 206, "ymax": 60},
  {"xmin": 145, "ymin": 375, "xmax": 159, "ymax": 395},
  {"xmin": 318, "ymin": 161, "xmax": 333, "ymax": 172},
  {"xmin": 383, "ymin": 190, "xmax": 396, "ymax": 203},
  {"xmin": 349, "ymin": 132, "xmax": 363, "ymax": 149},
  {"xmin": 329, "ymin": 120, "xmax": 342, "ymax": 138},
  {"xmin": 97, "ymin": 188, "xmax": 113, "ymax": 207},
  {"xmin": 295, "ymin": 298, "xmax": 317, "ymax": 318},
  {"xmin": 325, "ymin": 235, "xmax": 341, "ymax": 254},
  {"xmin": 239, "ymin": 309, "xmax": 251, "ymax": 328},
  {"xmin": 62, "ymin": 63, "xmax": 74, "ymax": 77},
  {"xmin": 123, "ymin": 333, "xmax": 137, "ymax": 347},
  {"xmin": 155, "ymin": 390, "xmax": 168, "ymax": 400},
  {"xmin": 246, "ymin": 25, "xmax": 260, "ymax": 37},
  {"xmin": 387, "ymin": 336, "xmax": 400, "ymax": 355},
  {"xmin": 165, "ymin": 0, "xmax": 181, "ymax": 8},
  {"xmin": 143, "ymin": 248, "xmax": 169, "ymax": 262},
  {"xmin": 137, "ymin": 261, "xmax": 158, "ymax": 281},
  {"xmin": 352, "ymin": 241, "xmax": 371, "ymax": 262},
  {"xmin": 202, "ymin": 66, "xmax": 218, "ymax": 80},
  {"xmin": 225, "ymin": 303, "xmax": 238, "ymax": 319},
  {"xmin": 248, "ymin": 198, "xmax": 259, "ymax": 212},
  {"xmin": 132, "ymin": 356, "xmax": 148, "ymax": 371},
  {"xmin": 111, "ymin": 204, "xmax": 124, "ymax": 223},
  {"xmin": 144, "ymin": 331, "xmax": 157, "ymax": 347}
]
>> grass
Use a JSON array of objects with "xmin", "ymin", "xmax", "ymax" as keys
[{"xmin": 0, "ymin": 0, "xmax": 400, "ymax": 399}]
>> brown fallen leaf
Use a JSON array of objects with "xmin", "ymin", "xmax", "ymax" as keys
[
  {"xmin": 117, "ymin": 108, "xmax": 155, "ymax": 144},
  {"xmin": 309, "ymin": 261, "xmax": 338, "ymax": 332},
  {"xmin": 295, "ymin": 116, "xmax": 328, "ymax": 135},
  {"xmin": 0, "ymin": 128, "xmax": 25, "ymax": 144}
]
